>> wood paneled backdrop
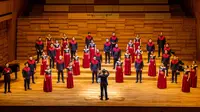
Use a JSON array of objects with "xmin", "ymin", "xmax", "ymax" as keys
[{"xmin": 0, "ymin": 21, "xmax": 8, "ymax": 64}]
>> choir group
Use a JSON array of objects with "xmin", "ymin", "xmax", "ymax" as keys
[{"xmin": 1, "ymin": 32, "xmax": 198, "ymax": 94}]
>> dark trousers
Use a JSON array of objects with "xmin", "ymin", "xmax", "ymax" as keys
[
  {"xmin": 36, "ymin": 51, "xmax": 42, "ymax": 62},
  {"xmin": 100, "ymin": 84, "xmax": 108, "ymax": 99},
  {"xmin": 113, "ymin": 58, "xmax": 118, "ymax": 69},
  {"xmin": 86, "ymin": 44, "xmax": 89, "ymax": 48},
  {"xmin": 172, "ymin": 70, "xmax": 177, "ymax": 83},
  {"xmin": 71, "ymin": 50, "xmax": 76, "ymax": 60},
  {"xmin": 105, "ymin": 52, "xmax": 110, "ymax": 63},
  {"xmin": 164, "ymin": 64, "xmax": 169, "ymax": 76},
  {"xmin": 50, "ymin": 58, "xmax": 55, "ymax": 68},
  {"xmin": 158, "ymin": 45, "xmax": 164, "ymax": 57},
  {"xmin": 24, "ymin": 78, "xmax": 30, "ymax": 90},
  {"xmin": 98, "ymin": 62, "xmax": 101, "ymax": 70},
  {"xmin": 92, "ymin": 71, "xmax": 97, "ymax": 83},
  {"xmin": 4, "ymin": 79, "xmax": 10, "ymax": 92},
  {"xmin": 57, "ymin": 70, "xmax": 64, "ymax": 82},
  {"xmin": 30, "ymin": 71, "xmax": 35, "ymax": 83},
  {"xmin": 111, "ymin": 44, "xmax": 116, "ymax": 55},
  {"xmin": 136, "ymin": 70, "xmax": 142, "ymax": 82},
  {"xmin": 147, "ymin": 51, "xmax": 151, "ymax": 63}
]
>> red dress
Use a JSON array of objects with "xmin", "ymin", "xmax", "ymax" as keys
[
  {"xmin": 182, "ymin": 73, "xmax": 190, "ymax": 93},
  {"xmin": 116, "ymin": 63, "xmax": 123, "ymax": 83},
  {"xmin": 190, "ymin": 69, "xmax": 197, "ymax": 88},
  {"xmin": 134, "ymin": 42, "xmax": 140, "ymax": 52},
  {"xmin": 40, "ymin": 59, "xmax": 47, "ymax": 75},
  {"xmin": 148, "ymin": 59, "xmax": 156, "ymax": 77},
  {"xmin": 46, "ymin": 39, "xmax": 52, "ymax": 54},
  {"xmin": 124, "ymin": 55, "xmax": 131, "ymax": 75},
  {"xmin": 61, "ymin": 41, "xmax": 68, "ymax": 56},
  {"xmin": 157, "ymin": 69, "xmax": 167, "ymax": 89},
  {"xmin": 82, "ymin": 49, "xmax": 90, "ymax": 68},
  {"xmin": 67, "ymin": 69, "xmax": 74, "ymax": 88},
  {"xmin": 64, "ymin": 49, "xmax": 70, "ymax": 68},
  {"xmin": 128, "ymin": 46, "xmax": 135, "ymax": 63},
  {"xmin": 73, "ymin": 57, "xmax": 80, "ymax": 75},
  {"xmin": 89, "ymin": 47, "xmax": 95, "ymax": 62},
  {"xmin": 54, "ymin": 44, "xmax": 61, "ymax": 61},
  {"xmin": 43, "ymin": 70, "xmax": 52, "ymax": 92}
]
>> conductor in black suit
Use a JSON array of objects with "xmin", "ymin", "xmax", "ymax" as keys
[{"xmin": 98, "ymin": 69, "xmax": 109, "ymax": 100}]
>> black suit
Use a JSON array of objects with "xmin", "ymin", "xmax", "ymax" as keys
[{"xmin": 98, "ymin": 71, "xmax": 109, "ymax": 100}]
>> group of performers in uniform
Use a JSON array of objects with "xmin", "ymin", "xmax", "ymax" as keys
[{"xmin": 1, "ymin": 32, "xmax": 198, "ymax": 95}]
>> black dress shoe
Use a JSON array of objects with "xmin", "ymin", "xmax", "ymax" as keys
[
  {"xmin": 28, "ymin": 88, "xmax": 32, "ymax": 90},
  {"xmin": 100, "ymin": 98, "xmax": 103, "ymax": 100},
  {"xmin": 106, "ymin": 98, "xmax": 109, "ymax": 100},
  {"xmin": 57, "ymin": 81, "xmax": 60, "ymax": 83},
  {"xmin": 4, "ymin": 92, "xmax": 6, "ymax": 94},
  {"xmin": 25, "ymin": 89, "xmax": 27, "ymax": 91},
  {"xmin": 8, "ymin": 91, "xmax": 12, "ymax": 93},
  {"xmin": 62, "ymin": 81, "xmax": 65, "ymax": 83},
  {"xmin": 136, "ymin": 81, "xmax": 138, "ymax": 83},
  {"xmin": 33, "ymin": 82, "xmax": 36, "ymax": 84},
  {"xmin": 140, "ymin": 81, "xmax": 142, "ymax": 83}
]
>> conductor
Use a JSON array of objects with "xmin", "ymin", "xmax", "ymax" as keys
[{"xmin": 98, "ymin": 69, "xmax": 109, "ymax": 100}]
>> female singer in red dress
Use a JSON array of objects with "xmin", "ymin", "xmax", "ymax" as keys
[
  {"xmin": 135, "ymin": 46, "xmax": 143, "ymax": 59},
  {"xmin": 157, "ymin": 63, "xmax": 167, "ymax": 89},
  {"xmin": 148, "ymin": 52, "xmax": 156, "ymax": 77},
  {"xmin": 40, "ymin": 52, "xmax": 48, "ymax": 75},
  {"xmin": 190, "ymin": 61, "xmax": 198, "ymax": 88},
  {"xmin": 182, "ymin": 65, "xmax": 190, "ymax": 93},
  {"xmin": 63, "ymin": 45, "xmax": 70, "ymax": 68},
  {"xmin": 46, "ymin": 34, "xmax": 52, "ymax": 54},
  {"xmin": 127, "ymin": 40, "xmax": 135, "ymax": 63},
  {"xmin": 54, "ymin": 40, "xmax": 61, "ymax": 61},
  {"xmin": 124, "ymin": 50, "xmax": 131, "ymax": 75},
  {"xmin": 134, "ymin": 34, "xmax": 141, "ymax": 52},
  {"xmin": 61, "ymin": 33, "xmax": 68, "ymax": 56},
  {"xmin": 73, "ymin": 53, "xmax": 80, "ymax": 75},
  {"xmin": 83, "ymin": 46, "xmax": 90, "ymax": 68},
  {"xmin": 66, "ymin": 62, "xmax": 74, "ymax": 89},
  {"xmin": 43, "ymin": 66, "xmax": 52, "ymax": 92},
  {"xmin": 89, "ymin": 40, "xmax": 96, "ymax": 62},
  {"xmin": 115, "ymin": 58, "xmax": 123, "ymax": 83}
]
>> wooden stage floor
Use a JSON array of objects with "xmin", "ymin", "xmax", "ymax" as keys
[{"xmin": 0, "ymin": 59, "xmax": 200, "ymax": 107}]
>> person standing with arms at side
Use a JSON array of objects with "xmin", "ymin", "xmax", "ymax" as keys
[
  {"xmin": 70, "ymin": 37, "xmax": 78, "ymax": 60},
  {"xmin": 157, "ymin": 32, "xmax": 166, "ymax": 57},
  {"xmin": 35, "ymin": 37, "xmax": 44, "ymax": 63},
  {"xmin": 146, "ymin": 38, "xmax": 155, "ymax": 63},
  {"xmin": 104, "ymin": 38, "xmax": 111, "ymax": 64},
  {"xmin": 85, "ymin": 32, "xmax": 93, "ymax": 48},
  {"xmin": 115, "ymin": 58, "xmax": 123, "ymax": 83},
  {"xmin": 90, "ymin": 57, "xmax": 99, "ymax": 83},
  {"xmin": 112, "ymin": 44, "xmax": 121, "ymax": 69},
  {"xmin": 124, "ymin": 50, "xmax": 131, "ymax": 75},
  {"xmin": 56, "ymin": 56, "xmax": 65, "ymax": 83},
  {"xmin": 63, "ymin": 45, "xmax": 71, "ymax": 68},
  {"xmin": 48, "ymin": 44, "xmax": 56, "ymax": 69},
  {"xmin": 162, "ymin": 50, "xmax": 170, "ymax": 76},
  {"xmin": 157, "ymin": 63, "xmax": 167, "ymax": 89},
  {"xmin": 135, "ymin": 55, "xmax": 144, "ymax": 83},
  {"xmin": 110, "ymin": 32, "xmax": 118, "ymax": 54},
  {"xmin": 95, "ymin": 49, "xmax": 102, "ymax": 70},
  {"xmin": 61, "ymin": 33, "xmax": 68, "ymax": 56},
  {"xmin": 22, "ymin": 63, "xmax": 32, "ymax": 91},
  {"xmin": 43, "ymin": 66, "xmax": 52, "ymax": 92},
  {"xmin": 66, "ymin": 62, "xmax": 74, "ymax": 89},
  {"xmin": 40, "ymin": 52, "xmax": 48, "ymax": 75},
  {"xmin": 190, "ymin": 61, "xmax": 198, "ymax": 88},
  {"xmin": 46, "ymin": 34, "xmax": 52, "ymax": 54},
  {"xmin": 83, "ymin": 46, "xmax": 90, "ymax": 68},
  {"xmin": 89, "ymin": 40, "xmax": 96, "ymax": 62},
  {"xmin": 27, "ymin": 57, "xmax": 36, "ymax": 84},
  {"xmin": 98, "ymin": 69, "xmax": 109, "ymax": 100},
  {"xmin": 2, "ymin": 63, "xmax": 12, "ymax": 94},
  {"xmin": 182, "ymin": 65, "xmax": 190, "ymax": 93},
  {"xmin": 148, "ymin": 52, "xmax": 156, "ymax": 77},
  {"xmin": 170, "ymin": 56, "xmax": 179, "ymax": 83},
  {"xmin": 127, "ymin": 40, "xmax": 135, "ymax": 63},
  {"xmin": 54, "ymin": 40, "xmax": 61, "ymax": 62},
  {"xmin": 73, "ymin": 53, "xmax": 80, "ymax": 75}
]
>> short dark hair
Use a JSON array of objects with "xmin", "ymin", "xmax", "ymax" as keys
[{"xmin": 88, "ymin": 32, "xmax": 91, "ymax": 34}]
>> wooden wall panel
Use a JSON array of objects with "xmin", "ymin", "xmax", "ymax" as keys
[
  {"xmin": 0, "ymin": 21, "xmax": 8, "ymax": 65},
  {"xmin": 0, "ymin": 1, "xmax": 12, "ymax": 15},
  {"xmin": 44, "ymin": 5, "xmax": 69, "ymax": 12},
  {"xmin": 46, "ymin": 0, "xmax": 70, "ymax": 4},
  {"xmin": 17, "ymin": 18, "xmax": 196, "ymax": 60},
  {"xmin": 94, "ymin": 0, "xmax": 119, "ymax": 4},
  {"xmin": 119, "ymin": 0, "xmax": 168, "ymax": 4}
]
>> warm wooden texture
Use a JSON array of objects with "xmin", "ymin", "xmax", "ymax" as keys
[
  {"xmin": 119, "ymin": 0, "xmax": 168, "ymax": 4},
  {"xmin": 43, "ymin": 5, "xmax": 170, "ymax": 12},
  {"xmin": 0, "ymin": 59, "xmax": 200, "ymax": 106},
  {"xmin": 0, "ymin": 1, "xmax": 12, "ymax": 15},
  {"xmin": 17, "ymin": 17, "xmax": 196, "ymax": 60},
  {"xmin": 0, "ymin": 21, "xmax": 8, "ymax": 65}
]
